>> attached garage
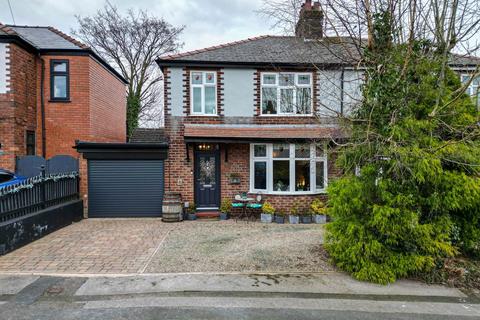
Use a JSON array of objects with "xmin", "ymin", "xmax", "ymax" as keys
[
  {"xmin": 75, "ymin": 138, "xmax": 168, "ymax": 218},
  {"xmin": 88, "ymin": 160, "xmax": 164, "ymax": 217}
]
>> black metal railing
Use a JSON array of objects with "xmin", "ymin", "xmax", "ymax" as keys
[{"xmin": 0, "ymin": 171, "xmax": 79, "ymax": 223}]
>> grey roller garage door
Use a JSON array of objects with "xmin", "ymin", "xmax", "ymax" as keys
[{"xmin": 88, "ymin": 160, "xmax": 164, "ymax": 217}]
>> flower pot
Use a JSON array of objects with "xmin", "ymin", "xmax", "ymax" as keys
[
  {"xmin": 314, "ymin": 214, "xmax": 327, "ymax": 224},
  {"xmin": 261, "ymin": 213, "xmax": 273, "ymax": 223},
  {"xmin": 274, "ymin": 215, "xmax": 285, "ymax": 224},
  {"xmin": 300, "ymin": 215, "xmax": 312, "ymax": 224},
  {"xmin": 220, "ymin": 212, "xmax": 229, "ymax": 220},
  {"xmin": 187, "ymin": 213, "xmax": 197, "ymax": 221},
  {"xmin": 288, "ymin": 215, "xmax": 299, "ymax": 224}
]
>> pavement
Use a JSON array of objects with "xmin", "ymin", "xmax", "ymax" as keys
[{"xmin": 0, "ymin": 272, "xmax": 479, "ymax": 319}]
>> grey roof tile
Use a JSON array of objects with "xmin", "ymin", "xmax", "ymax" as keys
[
  {"xmin": 160, "ymin": 36, "xmax": 363, "ymax": 65},
  {"xmin": 7, "ymin": 26, "xmax": 83, "ymax": 50},
  {"xmin": 130, "ymin": 128, "xmax": 166, "ymax": 143}
]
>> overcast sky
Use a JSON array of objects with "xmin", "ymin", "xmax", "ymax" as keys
[{"xmin": 0, "ymin": 0, "xmax": 270, "ymax": 51}]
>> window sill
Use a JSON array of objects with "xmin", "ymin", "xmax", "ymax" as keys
[
  {"xmin": 249, "ymin": 190, "xmax": 327, "ymax": 196},
  {"xmin": 188, "ymin": 114, "xmax": 219, "ymax": 117},
  {"xmin": 49, "ymin": 99, "xmax": 71, "ymax": 103},
  {"xmin": 258, "ymin": 114, "xmax": 314, "ymax": 117}
]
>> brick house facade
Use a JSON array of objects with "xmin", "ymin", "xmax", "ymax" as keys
[
  {"xmin": 157, "ymin": 1, "xmax": 348, "ymax": 213},
  {"xmin": 0, "ymin": 24, "xmax": 127, "ymax": 173}
]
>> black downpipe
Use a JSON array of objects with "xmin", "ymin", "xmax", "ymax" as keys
[{"xmin": 40, "ymin": 57, "xmax": 46, "ymax": 158}]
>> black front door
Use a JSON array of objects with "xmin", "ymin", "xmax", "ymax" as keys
[{"xmin": 194, "ymin": 150, "xmax": 220, "ymax": 209}]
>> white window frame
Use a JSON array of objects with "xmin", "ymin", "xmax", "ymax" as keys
[
  {"xmin": 190, "ymin": 71, "xmax": 217, "ymax": 115},
  {"xmin": 260, "ymin": 72, "xmax": 313, "ymax": 116},
  {"xmin": 249, "ymin": 143, "xmax": 328, "ymax": 195},
  {"xmin": 461, "ymin": 73, "xmax": 479, "ymax": 106}
]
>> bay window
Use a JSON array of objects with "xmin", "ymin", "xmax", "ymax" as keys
[
  {"xmin": 191, "ymin": 71, "xmax": 217, "ymax": 115},
  {"xmin": 261, "ymin": 73, "xmax": 312, "ymax": 115},
  {"xmin": 250, "ymin": 143, "xmax": 327, "ymax": 194}
]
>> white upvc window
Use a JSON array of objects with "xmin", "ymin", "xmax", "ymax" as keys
[
  {"xmin": 461, "ymin": 74, "xmax": 480, "ymax": 107},
  {"xmin": 191, "ymin": 71, "xmax": 217, "ymax": 115},
  {"xmin": 250, "ymin": 143, "xmax": 327, "ymax": 194},
  {"xmin": 261, "ymin": 72, "xmax": 313, "ymax": 115}
]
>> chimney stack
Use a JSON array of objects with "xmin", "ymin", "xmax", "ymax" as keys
[{"xmin": 295, "ymin": 0, "xmax": 324, "ymax": 40}]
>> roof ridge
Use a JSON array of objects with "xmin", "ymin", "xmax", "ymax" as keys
[
  {"xmin": 46, "ymin": 26, "xmax": 89, "ymax": 49},
  {"xmin": 160, "ymin": 35, "xmax": 273, "ymax": 60}
]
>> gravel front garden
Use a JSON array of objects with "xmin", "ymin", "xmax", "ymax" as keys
[{"xmin": 146, "ymin": 220, "xmax": 332, "ymax": 273}]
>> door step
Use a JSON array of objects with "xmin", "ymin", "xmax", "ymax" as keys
[{"xmin": 196, "ymin": 211, "xmax": 220, "ymax": 221}]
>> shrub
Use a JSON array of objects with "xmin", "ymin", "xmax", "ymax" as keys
[
  {"xmin": 325, "ymin": 12, "xmax": 480, "ymax": 284},
  {"xmin": 220, "ymin": 199, "xmax": 231, "ymax": 214},
  {"xmin": 262, "ymin": 201, "xmax": 275, "ymax": 215},
  {"xmin": 276, "ymin": 209, "xmax": 286, "ymax": 217},
  {"xmin": 311, "ymin": 198, "xmax": 327, "ymax": 215}
]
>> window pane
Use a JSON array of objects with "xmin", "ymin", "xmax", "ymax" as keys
[
  {"xmin": 295, "ymin": 160, "xmax": 310, "ymax": 191},
  {"xmin": 279, "ymin": 74, "xmax": 294, "ymax": 86},
  {"xmin": 192, "ymin": 72, "xmax": 203, "ymax": 84},
  {"xmin": 297, "ymin": 74, "xmax": 311, "ymax": 85},
  {"xmin": 295, "ymin": 144, "xmax": 310, "ymax": 158},
  {"xmin": 53, "ymin": 76, "xmax": 67, "ymax": 98},
  {"xmin": 205, "ymin": 72, "xmax": 215, "ymax": 84},
  {"xmin": 262, "ymin": 87, "xmax": 277, "ymax": 114},
  {"xmin": 53, "ymin": 62, "xmax": 67, "ymax": 72},
  {"xmin": 193, "ymin": 87, "xmax": 202, "ymax": 112},
  {"xmin": 280, "ymin": 88, "xmax": 294, "ymax": 113},
  {"xmin": 316, "ymin": 161, "xmax": 325, "ymax": 190},
  {"xmin": 263, "ymin": 74, "xmax": 276, "ymax": 85},
  {"xmin": 316, "ymin": 144, "xmax": 325, "ymax": 158},
  {"xmin": 273, "ymin": 160, "xmax": 290, "ymax": 191},
  {"xmin": 204, "ymin": 86, "xmax": 216, "ymax": 114},
  {"xmin": 273, "ymin": 144, "xmax": 289, "ymax": 158},
  {"xmin": 254, "ymin": 162, "xmax": 267, "ymax": 190},
  {"xmin": 254, "ymin": 145, "xmax": 266, "ymax": 157},
  {"xmin": 296, "ymin": 87, "xmax": 311, "ymax": 114}
]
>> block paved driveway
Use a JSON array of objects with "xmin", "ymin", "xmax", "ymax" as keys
[
  {"xmin": 0, "ymin": 219, "xmax": 170, "ymax": 274},
  {"xmin": 0, "ymin": 219, "xmax": 330, "ymax": 275}
]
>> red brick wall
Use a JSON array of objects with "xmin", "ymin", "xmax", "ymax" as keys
[
  {"xmin": 89, "ymin": 57, "xmax": 126, "ymax": 142},
  {"xmin": 0, "ymin": 43, "xmax": 37, "ymax": 171},
  {"xmin": 40, "ymin": 55, "xmax": 91, "ymax": 159},
  {"xmin": 163, "ymin": 66, "xmax": 343, "ymax": 212}
]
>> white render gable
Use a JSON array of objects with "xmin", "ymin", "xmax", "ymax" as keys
[{"xmin": 0, "ymin": 43, "xmax": 9, "ymax": 94}]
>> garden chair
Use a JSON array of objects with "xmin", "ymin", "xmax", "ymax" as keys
[
  {"xmin": 231, "ymin": 194, "xmax": 245, "ymax": 222},
  {"xmin": 246, "ymin": 194, "xmax": 263, "ymax": 222}
]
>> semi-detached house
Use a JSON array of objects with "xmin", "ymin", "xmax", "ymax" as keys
[{"xmin": 156, "ymin": 0, "xmax": 479, "ymax": 213}]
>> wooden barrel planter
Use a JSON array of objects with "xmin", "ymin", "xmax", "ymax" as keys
[{"xmin": 162, "ymin": 192, "xmax": 182, "ymax": 223}]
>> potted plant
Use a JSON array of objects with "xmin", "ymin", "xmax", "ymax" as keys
[
  {"xmin": 299, "ymin": 210, "xmax": 313, "ymax": 224},
  {"xmin": 288, "ymin": 202, "xmax": 300, "ymax": 224},
  {"xmin": 186, "ymin": 202, "xmax": 197, "ymax": 220},
  {"xmin": 275, "ymin": 209, "xmax": 286, "ymax": 224},
  {"xmin": 311, "ymin": 198, "xmax": 327, "ymax": 224},
  {"xmin": 220, "ymin": 199, "xmax": 231, "ymax": 220},
  {"xmin": 261, "ymin": 201, "xmax": 274, "ymax": 223}
]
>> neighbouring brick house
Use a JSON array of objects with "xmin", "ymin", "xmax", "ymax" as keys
[
  {"xmin": 0, "ymin": 23, "xmax": 127, "ymax": 172},
  {"xmin": 156, "ymin": 0, "xmax": 479, "ymax": 213}
]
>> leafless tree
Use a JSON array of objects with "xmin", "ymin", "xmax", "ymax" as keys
[
  {"xmin": 257, "ymin": 0, "xmax": 480, "ymax": 120},
  {"xmin": 73, "ymin": 1, "xmax": 184, "ymax": 134}
]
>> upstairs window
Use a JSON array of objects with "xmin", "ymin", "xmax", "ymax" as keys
[
  {"xmin": 461, "ymin": 74, "xmax": 479, "ymax": 107},
  {"xmin": 50, "ymin": 60, "xmax": 69, "ymax": 101},
  {"xmin": 261, "ymin": 72, "xmax": 312, "ymax": 115},
  {"xmin": 191, "ymin": 71, "xmax": 217, "ymax": 115}
]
